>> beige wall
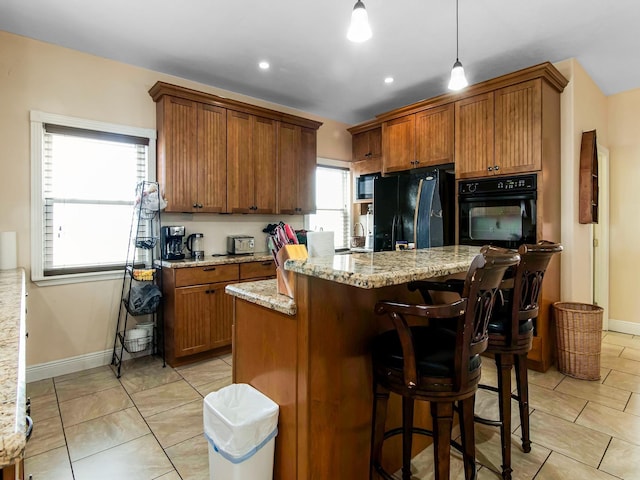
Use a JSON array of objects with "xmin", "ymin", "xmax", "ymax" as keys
[
  {"xmin": 555, "ymin": 58, "xmax": 640, "ymax": 330},
  {"xmin": 0, "ymin": 31, "xmax": 351, "ymax": 367},
  {"xmin": 607, "ymin": 89, "xmax": 640, "ymax": 327},
  {"xmin": 554, "ymin": 59, "xmax": 608, "ymax": 304}
]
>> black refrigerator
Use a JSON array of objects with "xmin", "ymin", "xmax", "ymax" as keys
[{"xmin": 373, "ymin": 164, "xmax": 455, "ymax": 252}]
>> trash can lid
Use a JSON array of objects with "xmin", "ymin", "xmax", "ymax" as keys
[{"xmin": 203, "ymin": 383, "xmax": 279, "ymax": 460}]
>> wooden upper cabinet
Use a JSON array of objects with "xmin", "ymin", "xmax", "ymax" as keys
[
  {"xmin": 278, "ymin": 123, "xmax": 317, "ymax": 214},
  {"xmin": 382, "ymin": 115, "xmax": 415, "ymax": 173},
  {"xmin": 253, "ymin": 117, "xmax": 278, "ymax": 213},
  {"xmin": 494, "ymin": 79, "xmax": 542, "ymax": 174},
  {"xmin": 415, "ymin": 104, "xmax": 454, "ymax": 167},
  {"xmin": 382, "ymin": 104, "xmax": 454, "ymax": 174},
  {"xmin": 197, "ymin": 103, "xmax": 227, "ymax": 212},
  {"xmin": 150, "ymin": 81, "xmax": 322, "ymax": 215},
  {"xmin": 456, "ymin": 80, "xmax": 543, "ymax": 179},
  {"xmin": 352, "ymin": 127, "xmax": 382, "ymax": 162},
  {"xmin": 299, "ymin": 127, "xmax": 317, "ymax": 214},
  {"xmin": 227, "ymin": 112, "xmax": 276, "ymax": 214},
  {"xmin": 455, "ymin": 92, "xmax": 495, "ymax": 179},
  {"xmin": 157, "ymin": 96, "xmax": 227, "ymax": 212}
]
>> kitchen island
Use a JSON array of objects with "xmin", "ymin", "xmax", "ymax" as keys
[{"xmin": 226, "ymin": 245, "xmax": 481, "ymax": 480}]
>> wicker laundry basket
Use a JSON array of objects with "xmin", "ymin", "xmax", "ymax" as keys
[{"xmin": 553, "ymin": 302, "xmax": 603, "ymax": 380}]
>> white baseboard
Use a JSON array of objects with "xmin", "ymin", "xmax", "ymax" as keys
[
  {"xmin": 607, "ymin": 318, "xmax": 640, "ymax": 336},
  {"xmin": 26, "ymin": 348, "xmax": 147, "ymax": 383}
]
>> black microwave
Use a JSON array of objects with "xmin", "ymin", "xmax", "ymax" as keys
[{"xmin": 355, "ymin": 173, "xmax": 378, "ymax": 200}]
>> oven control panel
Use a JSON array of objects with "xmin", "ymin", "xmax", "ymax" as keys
[{"xmin": 459, "ymin": 174, "xmax": 537, "ymax": 195}]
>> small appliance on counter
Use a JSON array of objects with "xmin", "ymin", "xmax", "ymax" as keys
[
  {"xmin": 185, "ymin": 233, "xmax": 205, "ymax": 260},
  {"xmin": 161, "ymin": 226, "xmax": 185, "ymax": 260},
  {"xmin": 227, "ymin": 235, "xmax": 255, "ymax": 255}
]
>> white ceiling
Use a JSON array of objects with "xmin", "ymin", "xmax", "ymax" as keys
[{"xmin": 2, "ymin": 0, "xmax": 639, "ymax": 124}]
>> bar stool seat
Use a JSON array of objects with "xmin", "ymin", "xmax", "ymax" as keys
[{"xmin": 370, "ymin": 246, "xmax": 520, "ymax": 480}]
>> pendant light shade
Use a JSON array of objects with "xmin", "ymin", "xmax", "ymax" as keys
[
  {"xmin": 347, "ymin": 1, "xmax": 372, "ymax": 43},
  {"xmin": 448, "ymin": 59, "xmax": 468, "ymax": 90},
  {"xmin": 448, "ymin": 0, "xmax": 468, "ymax": 91}
]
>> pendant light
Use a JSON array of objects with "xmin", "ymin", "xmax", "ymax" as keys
[
  {"xmin": 347, "ymin": 1, "xmax": 372, "ymax": 43},
  {"xmin": 448, "ymin": 0, "xmax": 468, "ymax": 91}
]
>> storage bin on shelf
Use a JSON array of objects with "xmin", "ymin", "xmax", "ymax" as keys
[{"xmin": 553, "ymin": 302, "xmax": 604, "ymax": 380}]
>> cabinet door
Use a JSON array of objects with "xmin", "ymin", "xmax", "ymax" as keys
[
  {"xmin": 174, "ymin": 285, "xmax": 213, "ymax": 357},
  {"xmin": 278, "ymin": 122, "xmax": 300, "ymax": 214},
  {"xmin": 416, "ymin": 104, "xmax": 454, "ymax": 167},
  {"xmin": 197, "ymin": 103, "xmax": 227, "ymax": 212},
  {"xmin": 227, "ymin": 111, "xmax": 254, "ymax": 213},
  {"xmin": 455, "ymin": 93, "xmax": 495, "ymax": 179},
  {"xmin": 253, "ymin": 116, "xmax": 277, "ymax": 214},
  {"xmin": 353, "ymin": 127, "xmax": 382, "ymax": 162},
  {"xmin": 368, "ymin": 127, "xmax": 382, "ymax": 159},
  {"xmin": 159, "ymin": 97, "xmax": 198, "ymax": 212},
  {"xmin": 210, "ymin": 282, "xmax": 234, "ymax": 349},
  {"xmin": 383, "ymin": 115, "xmax": 415, "ymax": 174},
  {"xmin": 494, "ymin": 79, "xmax": 542, "ymax": 174},
  {"xmin": 298, "ymin": 127, "xmax": 317, "ymax": 214},
  {"xmin": 352, "ymin": 131, "xmax": 370, "ymax": 162}
]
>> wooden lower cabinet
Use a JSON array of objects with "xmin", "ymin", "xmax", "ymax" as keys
[
  {"xmin": 1, "ymin": 460, "xmax": 23, "ymax": 480},
  {"xmin": 163, "ymin": 261, "xmax": 275, "ymax": 366}
]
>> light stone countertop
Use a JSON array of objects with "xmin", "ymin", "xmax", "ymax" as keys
[
  {"xmin": 0, "ymin": 269, "xmax": 27, "ymax": 467},
  {"xmin": 159, "ymin": 252, "xmax": 273, "ymax": 269},
  {"xmin": 225, "ymin": 246, "xmax": 483, "ymax": 315},
  {"xmin": 285, "ymin": 245, "xmax": 482, "ymax": 289},
  {"xmin": 225, "ymin": 279, "xmax": 296, "ymax": 316}
]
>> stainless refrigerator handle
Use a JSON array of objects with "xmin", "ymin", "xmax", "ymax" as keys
[{"xmin": 391, "ymin": 214, "xmax": 397, "ymax": 249}]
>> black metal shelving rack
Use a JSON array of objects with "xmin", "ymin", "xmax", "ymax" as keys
[{"xmin": 111, "ymin": 180, "xmax": 165, "ymax": 378}]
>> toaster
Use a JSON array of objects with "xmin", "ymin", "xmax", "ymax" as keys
[{"xmin": 227, "ymin": 235, "xmax": 255, "ymax": 255}]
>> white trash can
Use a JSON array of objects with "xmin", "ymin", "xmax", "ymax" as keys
[{"xmin": 204, "ymin": 383, "xmax": 279, "ymax": 480}]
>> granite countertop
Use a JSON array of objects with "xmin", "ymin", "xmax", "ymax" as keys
[
  {"xmin": 285, "ymin": 245, "xmax": 483, "ymax": 289},
  {"xmin": 159, "ymin": 252, "xmax": 273, "ymax": 269},
  {"xmin": 0, "ymin": 269, "xmax": 27, "ymax": 467},
  {"xmin": 226, "ymin": 279, "xmax": 296, "ymax": 316},
  {"xmin": 225, "ymin": 246, "xmax": 483, "ymax": 314}
]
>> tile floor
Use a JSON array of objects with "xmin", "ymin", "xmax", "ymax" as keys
[{"xmin": 24, "ymin": 331, "xmax": 640, "ymax": 480}]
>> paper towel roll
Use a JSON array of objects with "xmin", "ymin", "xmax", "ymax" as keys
[
  {"xmin": 307, "ymin": 231, "xmax": 335, "ymax": 257},
  {"xmin": 0, "ymin": 231, "xmax": 17, "ymax": 270}
]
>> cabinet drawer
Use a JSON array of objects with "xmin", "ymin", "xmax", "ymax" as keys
[
  {"xmin": 240, "ymin": 260, "xmax": 276, "ymax": 280},
  {"xmin": 175, "ymin": 264, "xmax": 239, "ymax": 287}
]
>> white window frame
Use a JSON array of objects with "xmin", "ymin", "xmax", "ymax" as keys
[
  {"xmin": 305, "ymin": 159, "xmax": 351, "ymax": 249},
  {"xmin": 30, "ymin": 111, "xmax": 156, "ymax": 286}
]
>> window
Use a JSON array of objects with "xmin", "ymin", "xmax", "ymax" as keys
[
  {"xmin": 305, "ymin": 165, "xmax": 350, "ymax": 249},
  {"xmin": 30, "ymin": 111, "xmax": 156, "ymax": 285}
]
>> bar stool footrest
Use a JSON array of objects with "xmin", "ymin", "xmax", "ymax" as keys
[{"xmin": 374, "ymin": 427, "xmax": 476, "ymax": 480}]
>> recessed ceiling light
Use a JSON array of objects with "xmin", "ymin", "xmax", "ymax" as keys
[
  {"xmin": 384, "ymin": 77, "xmax": 394, "ymax": 84},
  {"xmin": 258, "ymin": 61, "xmax": 270, "ymax": 70}
]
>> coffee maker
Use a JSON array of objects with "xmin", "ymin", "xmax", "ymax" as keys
[{"xmin": 161, "ymin": 226, "xmax": 185, "ymax": 260}]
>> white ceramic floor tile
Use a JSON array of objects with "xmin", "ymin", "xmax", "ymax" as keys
[
  {"xmin": 576, "ymin": 401, "xmax": 640, "ymax": 445},
  {"xmin": 599, "ymin": 437, "xmax": 640, "ymax": 479},
  {"xmin": 535, "ymin": 451, "xmax": 618, "ymax": 480}
]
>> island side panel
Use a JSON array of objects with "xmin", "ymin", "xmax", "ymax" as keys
[
  {"xmin": 232, "ymin": 299, "xmax": 298, "ymax": 480},
  {"xmin": 299, "ymin": 275, "xmax": 433, "ymax": 479}
]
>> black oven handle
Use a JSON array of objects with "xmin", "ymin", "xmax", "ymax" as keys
[{"xmin": 458, "ymin": 192, "xmax": 537, "ymax": 202}]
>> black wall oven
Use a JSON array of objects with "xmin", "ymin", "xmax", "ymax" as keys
[{"xmin": 458, "ymin": 174, "xmax": 537, "ymax": 249}]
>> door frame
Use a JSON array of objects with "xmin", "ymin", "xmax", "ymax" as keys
[{"xmin": 593, "ymin": 144, "xmax": 609, "ymax": 330}]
